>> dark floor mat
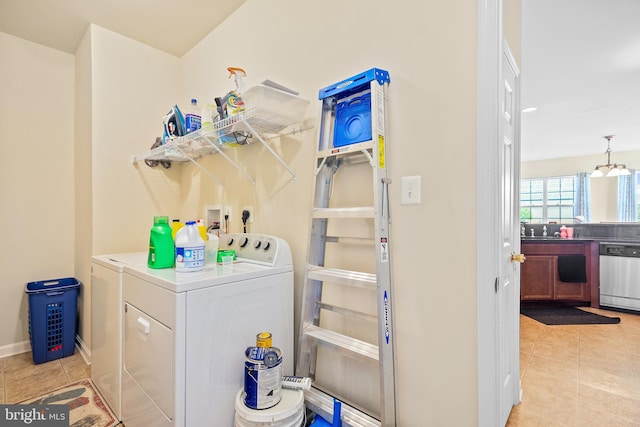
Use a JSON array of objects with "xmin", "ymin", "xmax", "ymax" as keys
[{"xmin": 520, "ymin": 306, "xmax": 621, "ymax": 325}]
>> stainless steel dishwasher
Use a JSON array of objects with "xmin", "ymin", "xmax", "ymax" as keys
[{"xmin": 600, "ymin": 243, "xmax": 640, "ymax": 312}]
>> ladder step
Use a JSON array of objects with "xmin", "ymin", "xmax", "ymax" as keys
[
  {"xmin": 316, "ymin": 140, "xmax": 376, "ymax": 160},
  {"xmin": 305, "ymin": 387, "xmax": 381, "ymax": 427},
  {"xmin": 307, "ymin": 266, "xmax": 376, "ymax": 289},
  {"xmin": 326, "ymin": 236, "xmax": 375, "ymax": 245},
  {"xmin": 302, "ymin": 324, "xmax": 378, "ymax": 361},
  {"xmin": 312, "ymin": 207, "xmax": 375, "ymax": 219},
  {"xmin": 318, "ymin": 302, "xmax": 377, "ymax": 323}
]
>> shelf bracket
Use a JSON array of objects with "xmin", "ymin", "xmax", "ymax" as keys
[
  {"xmin": 243, "ymin": 121, "xmax": 297, "ymax": 182},
  {"xmin": 201, "ymin": 135, "xmax": 256, "ymax": 185},
  {"xmin": 173, "ymin": 144, "xmax": 225, "ymax": 187}
]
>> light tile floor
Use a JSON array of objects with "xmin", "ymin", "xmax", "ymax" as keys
[
  {"xmin": 0, "ymin": 350, "xmax": 90, "ymax": 404},
  {"xmin": 3, "ymin": 310, "xmax": 639, "ymax": 425},
  {"xmin": 508, "ymin": 307, "xmax": 640, "ymax": 426}
]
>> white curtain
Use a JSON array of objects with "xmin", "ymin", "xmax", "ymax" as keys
[
  {"xmin": 617, "ymin": 170, "xmax": 637, "ymax": 222},
  {"xmin": 575, "ymin": 172, "xmax": 591, "ymax": 222}
]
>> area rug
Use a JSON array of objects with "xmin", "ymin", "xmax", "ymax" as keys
[
  {"xmin": 18, "ymin": 379, "xmax": 118, "ymax": 427},
  {"xmin": 521, "ymin": 306, "xmax": 621, "ymax": 325}
]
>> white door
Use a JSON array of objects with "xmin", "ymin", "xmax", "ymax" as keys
[{"xmin": 498, "ymin": 44, "xmax": 521, "ymax": 425}]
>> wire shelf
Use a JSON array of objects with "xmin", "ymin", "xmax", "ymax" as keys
[
  {"xmin": 132, "ymin": 106, "xmax": 305, "ymax": 164},
  {"xmin": 131, "ymin": 104, "xmax": 312, "ymax": 185}
]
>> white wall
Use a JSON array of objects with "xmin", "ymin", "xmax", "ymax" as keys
[
  {"xmin": 90, "ymin": 25, "xmax": 182, "ymax": 256},
  {"xmin": 522, "ymin": 150, "xmax": 640, "ymax": 222},
  {"xmin": 74, "ymin": 25, "xmax": 183, "ymax": 350},
  {"xmin": 74, "ymin": 27, "xmax": 93, "ymax": 352},
  {"xmin": 176, "ymin": 1, "xmax": 480, "ymax": 425},
  {"xmin": 1, "ymin": 0, "xmax": 521, "ymax": 423},
  {"xmin": 0, "ymin": 32, "xmax": 75, "ymax": 354}
]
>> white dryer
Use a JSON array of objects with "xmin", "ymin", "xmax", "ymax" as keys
[
  {"xmin": 91, "ymin": 251, "xmax": 147, "ymax": 421},
  {"xmin": 120, "ymin": 233, "xmax": 294, "ymax": 427}
]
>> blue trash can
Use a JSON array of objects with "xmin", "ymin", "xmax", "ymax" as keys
[{"xmin": 25, "ymin": 277, "xmax": 80, "ymax": 364}]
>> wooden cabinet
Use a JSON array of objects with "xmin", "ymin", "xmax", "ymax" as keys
[
  {"xmin": 520, "ymin": 255, "xmax": 555, "ymax": 300},
  {"xmin": 520, "ymin": 240, "xmax": 599, "ymax": 307}
]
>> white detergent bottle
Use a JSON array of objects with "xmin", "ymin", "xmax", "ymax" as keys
[{"xmin": 174, "ymin": 221, "xmax": 205, "ymax": 272}]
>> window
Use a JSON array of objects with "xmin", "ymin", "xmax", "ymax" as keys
[
  {"xmin": 520, "ymin": 176, "xmax": 576, "ymax": 224},
  {"xmin": 637, "ymin": 172, "xmax": 640, "ymax": 221}
]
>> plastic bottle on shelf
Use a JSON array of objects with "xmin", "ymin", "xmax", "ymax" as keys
[
  {"xmin": 184, "ymin": 99, "xmax": 201, "ymax": 133},
  {"xmin": 148, "ymin": 216, "xmax": 175, "ymax": 269},
  {"xmin": 175, "ymin": 221, "xmax": 205, "ymax": 272},
  {"xmin": 201, "ymin": 103, "xmax": 215, "ymax": 128}
]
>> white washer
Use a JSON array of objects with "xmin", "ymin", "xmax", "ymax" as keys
[
  {"xmin": 120, "ymin": 233, "xmax": 294, "ymax": 427},
  {"xmin": 91, "ymin": 252, "xmax": 147, "ymax": 421}
]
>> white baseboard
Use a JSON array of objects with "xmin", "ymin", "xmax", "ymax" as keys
[
  {"xmin": 75, "ymin": 335, "xmax": 91, "ymax": 365},
  {"xmin": 0, "ymin": 340, "xmax": 31, "ymax": 359},
  {"xmin": 0, "ymin": 336, "xmax": 92, "ymax": 364}
]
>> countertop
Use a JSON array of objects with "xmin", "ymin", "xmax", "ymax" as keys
[
  {"xmin": 522, "ymin": 237, "xmax": 640, "ymax": 245},
  {"xmin": 521, "ymin": 237, "xmax": 595, "ymax": 243}
]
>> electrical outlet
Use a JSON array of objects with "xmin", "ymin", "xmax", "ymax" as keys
[
  {"xmin": 242, "ymin": 206, "xmax": 253, "ymax": 223},
  {"xmin": 225, "ymin": 206, "xmax": 232, "ymax": 220}
]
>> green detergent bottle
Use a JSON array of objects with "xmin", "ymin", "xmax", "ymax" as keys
[{"xmin": 148, "ymin": 216, "xmax": 175, "ymax": 268}]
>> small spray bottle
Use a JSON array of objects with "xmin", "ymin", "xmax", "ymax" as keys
[
  {"xmin": 226, "ymin": 67, "xmax": 247, "ymax": 116},
  {"xmin": 227, "ymin": 67, "xmax": 246, "ymax": 93}
]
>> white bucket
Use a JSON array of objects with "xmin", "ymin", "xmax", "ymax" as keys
[{"xmin": 234, "ymin": 388, "xmax": 305, "ymax": 427}]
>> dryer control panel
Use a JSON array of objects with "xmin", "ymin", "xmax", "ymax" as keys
[{"xmin": 219, "ymin": 233, "xmax": 292, "ymax": 266}]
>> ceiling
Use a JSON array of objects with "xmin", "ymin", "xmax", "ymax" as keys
[
  {"xmin": 1, "ymin": 0, "xmax": 637, "ymax": 162},
  {"xmin": 521, "ymin": 0, "xmax": 640, "ymax": 161},
  {"xmin": 0, "ymin": 0, "xmax": 245, "ymax": 57}
]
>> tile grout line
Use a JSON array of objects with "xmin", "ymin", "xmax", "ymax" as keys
[
  {"xmin": 576, "ymin": 324, "xmax": 584, "ymax": 420},
  {"xmin": 619, "ymin": 318, "xmax": 640, "ymax": 400}
]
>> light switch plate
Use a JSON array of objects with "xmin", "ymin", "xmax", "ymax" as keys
[{"xmin": 401, "ymin": 175, "xmax": 421, "ymax": 205}]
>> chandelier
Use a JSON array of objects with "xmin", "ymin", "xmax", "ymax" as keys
[{"xmin": 590, "ymin": 135, "xmax": 630, "ymax": 177}]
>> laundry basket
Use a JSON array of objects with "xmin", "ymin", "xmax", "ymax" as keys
[{"xmin": 25, "ymin": 277, "xmax": 80, "ymax": 364}]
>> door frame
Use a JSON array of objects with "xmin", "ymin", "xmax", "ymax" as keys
[{"xmin": 477, "ymin": 0, "xmax": 522, "ymax": 425}]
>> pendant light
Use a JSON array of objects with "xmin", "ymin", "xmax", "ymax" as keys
[{"xmin": 590, "ymin": 135, "xmax": 630, "ymax": 178}]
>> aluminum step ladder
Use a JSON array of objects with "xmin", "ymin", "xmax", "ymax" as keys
[{"xmin": 296, "ymin": 68, "xmax": 396, "ymax": 427}]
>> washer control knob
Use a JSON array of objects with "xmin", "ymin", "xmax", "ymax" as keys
[
  {"xmin": 254, "ymin": 240, "xmax": 262, "ymax": 249},
  {"xmin": 239, "ymin": 236, "xmax": 249, "ymax": 248},
  {"xmin": 263, "ymin": 241, "xmax": 271, "ymax": 251},
  {"xmin": 226, "ymin": 237, "xmax": 234, "ymax": 246}
]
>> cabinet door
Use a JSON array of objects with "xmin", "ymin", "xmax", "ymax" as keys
[
  {"xmin": 520, "ymin": 255, "xmax": 555, "ymax": 300},
  {"xmin": 555, "ymin": 277, "xmax": 588, "ymax": 301}
]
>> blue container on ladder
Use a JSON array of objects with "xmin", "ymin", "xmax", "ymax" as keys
[
  {"xmin": 318, "ymin": 68, "xmax": 390, "ymax": 149},
  {"xmin": 25, "ymin": 277, "xmax": 80, "ymax": 364}
]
